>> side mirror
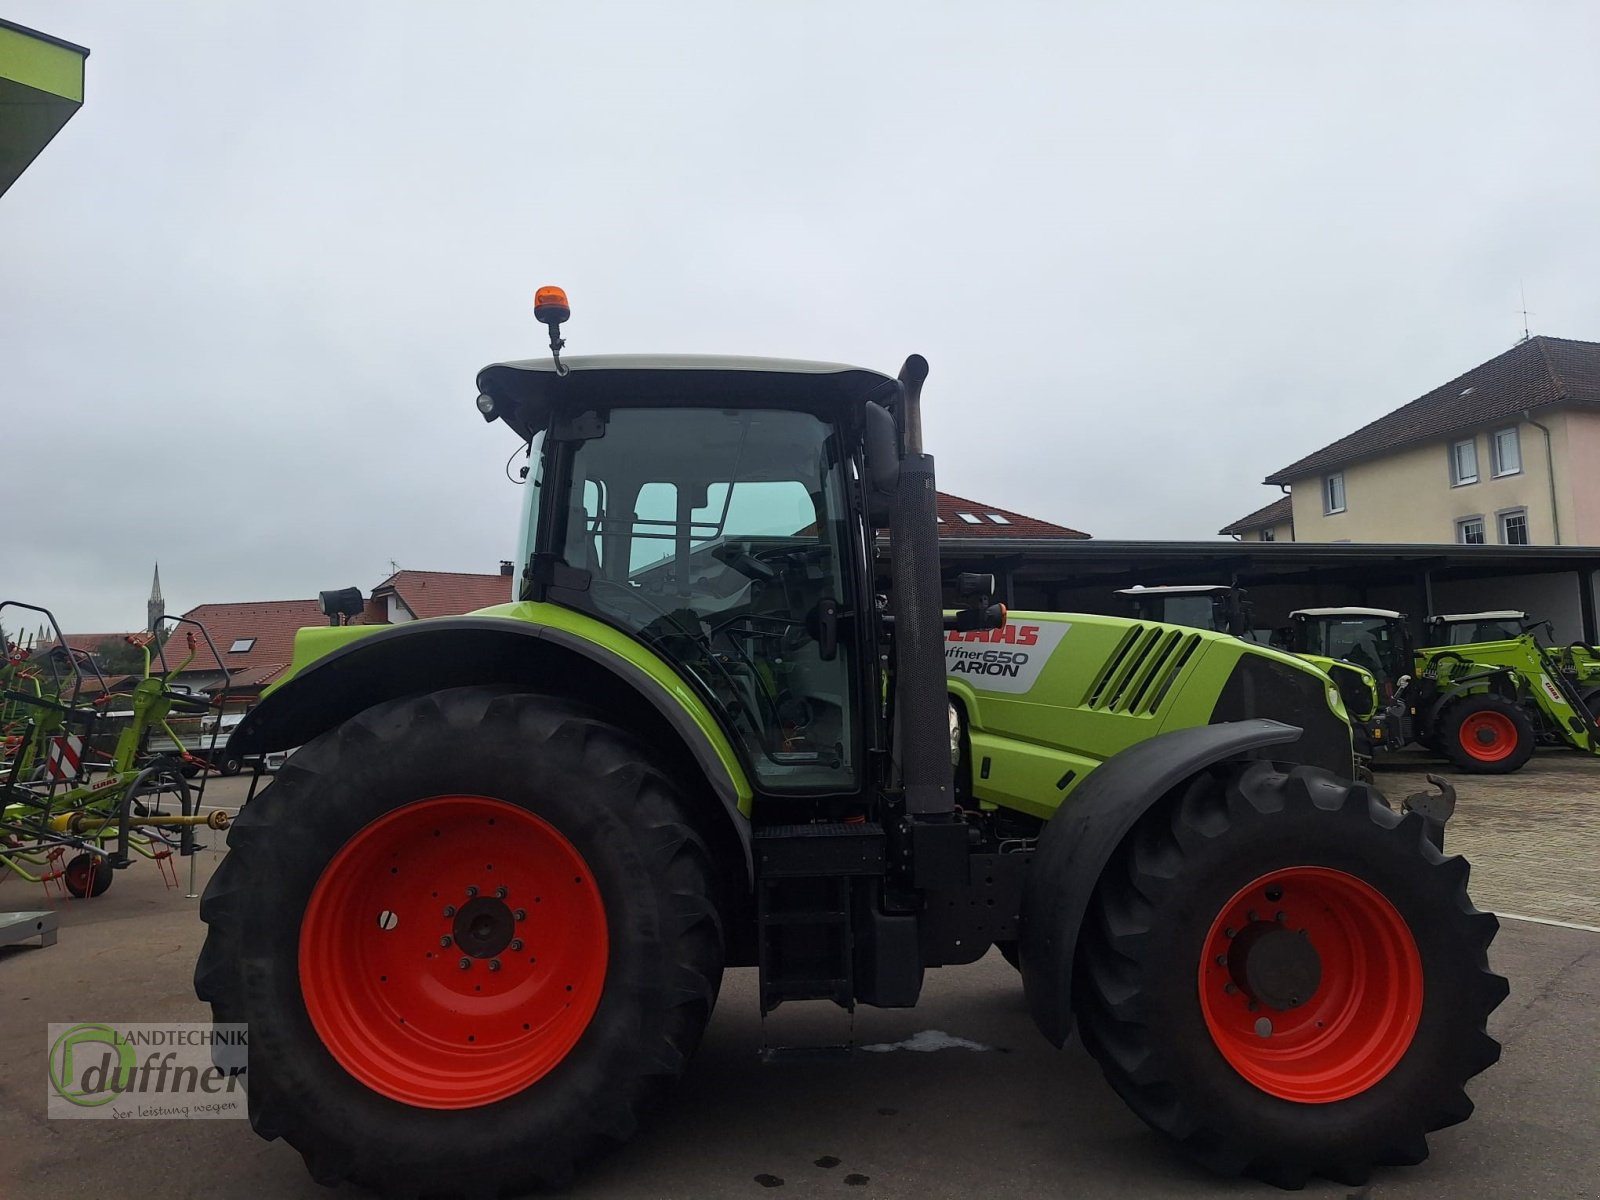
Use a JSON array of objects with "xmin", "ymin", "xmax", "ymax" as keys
[{"xmin": 863, "ymin": 402, "xmax": 899, "ymax": 526}]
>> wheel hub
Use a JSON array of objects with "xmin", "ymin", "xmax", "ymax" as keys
[
  {"xmin": 452, "ymin": 895, "xmax": 515, "ymax": 959},
  {"xmin": 1227, "ymin": 921, "xmax": 1321, "ymax": 1011}
]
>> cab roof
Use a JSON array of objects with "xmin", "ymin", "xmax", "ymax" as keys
[
  {"xmin": 474, "ymin": 354, "xmax": 900, "ymax": 442},
  {"xmin": 1115, "ymin": 584, "xmax": 1234, "ymax": 595},
  {"xmin": 1291, "ymin": 607, "xmax": 1403, "ymax": 619}
]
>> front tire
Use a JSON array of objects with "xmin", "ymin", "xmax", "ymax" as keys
[
  {"xmin": 194, "ymin": 687, "xmax": 725, "ymax": 1197},
  {"xmin": 1580, "ymin": 688, "xmax": 1600, "ymax": 721},
  {"xmin": 1438, "ymin": 693, "xmax": 1536, "ymax": 774},
  {"xmin": 1075, "ymin": 762, "xmax": 1506, "ymax": 1189}
]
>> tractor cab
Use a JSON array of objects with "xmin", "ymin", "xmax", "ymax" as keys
[
  {"xmin": 1289, "ymin": 607, "xmax": 1412, "ymax": 687},
  {"xmin": 1426, "ymin": 610, "xmax": 1529, "ymax": 647},
  {"xmin": 476, "ymin": 353, "xmax": 902, "ymax": 796},
  {"xmin": 1116, "ymin": 584, "xmax": 1255, "ymax": 638}
]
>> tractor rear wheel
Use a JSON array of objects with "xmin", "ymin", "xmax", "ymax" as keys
[
  {"xmin": 1438, "ymin": 694, "xmax": 1535, "ymax": 774},
  {"xmin": 194, "ymin": 687, "xmax": 725, "ymax": 1197},
  {"xmin": 1074, "ymin": 761, "xmax": 1506, "ymax": 1189}
]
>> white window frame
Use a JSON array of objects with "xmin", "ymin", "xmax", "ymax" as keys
[
  {"xmin": 1490, "ymin": 426, "xmax": 1521, "ymax": 477},
  {"xmin": 1497, "ymin": 507, "xmax": 1530, "ymax": 545},
  {"xmin": 1456, "ymin": 515, "xmax": 1486, "ymax": 545},
  {"xmin": 1323, "ymin": 472, "xmax": 1346, "ymax": 515},
  {"xmin": 227, "ymin": 637, "xmax": 256, "ymax": 653},
  {"xmin": 1449, "ymin": 437, "xmax": 1478, "ymax": 487}
]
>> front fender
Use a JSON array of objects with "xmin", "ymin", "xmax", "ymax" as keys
[
  {"xmin": 1019, "ymin": 718, "xmax": 1304, "ymax": 1047},
  {"xmin": 227, "ymin": 616, "xmax": 755, "ymax": 875}
]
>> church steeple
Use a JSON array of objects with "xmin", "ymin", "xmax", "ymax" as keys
[{"xmin": 147, "ymin": 563, "xmax": 164, "ymax": 633}]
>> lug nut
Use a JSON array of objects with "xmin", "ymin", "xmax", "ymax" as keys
[
  {"xmin": 442, "ymin": 904, "xmax": 456, "ymax": 918},
  {"xmin": 510, "ymin": 939, "xmax": 524, "ymax": 952},
  {"xmin": 494, "ymin": 886, "xmax": 508, "ymax": 899},
  {"xmin": 440, "ymin": 935, "xmax": 453, "ymax": 947},
  {"xmin": 1275, "ymin": 911, "xmax": 1286, "ymax": 923},
  {"xmin": 488, "ymin": 959, "xmax": 501, "ymax": 972},
  {"xmin": 1224, "ymin": 983, "xmax": 1238, "ymax": 995},
  {"xmin": 458, "ymin": 958, "xmax": 472, "ymax": 970},
  {"xmin": 465, "ymin": 886, "xmax": 478, "ymax": 898},
  {"xmin": 1224, "ymin": 926, "xmax": 1237, "ymax": 939},
  {"xmin": 513, "ymin": 908, "xmax": 527, "ymax": 922}
]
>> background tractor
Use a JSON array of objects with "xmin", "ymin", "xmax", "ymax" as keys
[
  {"xmin": 1427, "ymin": 610, "xmax": 1600, "ymax": 719},
  {"xmin": 197, "ymin": 297, "xmax": 1505, "ymax": 1197},
  {"xmin": 1290, "ymin": 606, "xmax": 1600, "ymax": 773}
]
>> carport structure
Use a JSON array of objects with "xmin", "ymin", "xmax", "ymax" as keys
[{"xmin": 936, "ymin": 540, "xmax": 1600, "ymax": 644}]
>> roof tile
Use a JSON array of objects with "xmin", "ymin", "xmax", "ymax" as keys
[
  {"xmin": 1265, "ymin": 335, "xmax": 1600, "ymax": 484},
  {"xmin": 1218, "ymin": 495, "xmax": 1293, "ymax": 536}
]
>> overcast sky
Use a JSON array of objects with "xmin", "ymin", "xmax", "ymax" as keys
[{"xmin": 4, "ymin": 1, "xmax": 1599, "ymax": 635}]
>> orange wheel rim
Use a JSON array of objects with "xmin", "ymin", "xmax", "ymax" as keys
[
  {"xmin": 299, "ymin": 796, "xmax": 608, "ymax": 1109},
  {"xmin": 1198, "ymin": 866, "xmax": 1422, "ymax": 1103},
  {"xmin": 1459, "ymin": 711, "xmax": 1518, "ymax": 762}
]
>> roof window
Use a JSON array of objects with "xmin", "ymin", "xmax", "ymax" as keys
[
  {"xmin": 228, "ymin": 637, "xmax": 256, "ymax": 653},
  {"xmin": 957, "ymin": 513, "xmax": 981, "ymax": 524},
  {"xmin": 986, "ymin": 513, "xmax": 1011, "ymax": 524}
]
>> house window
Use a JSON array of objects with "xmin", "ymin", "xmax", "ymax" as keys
[
  {"xmin": 1490, "ymin": 427, "xmax": 1521, "ymax": 477},
  {"xmin": 957, "ymin": 513, "xmax": 981, "ymax": 524},
  {"xmin": 985, "ymin": 513, "xmax": 1011, "ymax": 525},
  {"xmin": 228, "ymin": 637, "xmax": 256, "ymax": 653},
  {"xmin": 1259, "ymin": 527, "xmax": 1276, "ymax": 542},
  {"xmin": 1324, "ymin": 472, "xmax": 1346, "ymax": 515},
  {"xmin": 1499, "ymin": 508, "xmax": 1530, "ymax": 545},
  {"xmin": 1449, "ymin": 438, "xmax": 1478, "ymax": 486},
  {"xmin": 1456, "ymin": 516, "xmax": 1485, "ymax": 545}
]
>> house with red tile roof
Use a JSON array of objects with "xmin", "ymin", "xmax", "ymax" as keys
[
  {"xmin": 368, "ymin": 565, "xmax": 519, "ymax": 623},
  {"xmin": 933, "ymin": 492, "xmax": 1088, "ymax": 539}
]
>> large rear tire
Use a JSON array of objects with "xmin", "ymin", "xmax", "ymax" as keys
[
  {"xmin": 194, "ymin": 687, "xmax": 725, "ymax": 1197},
  {"xmin": 1438, "ymin": 693, "xmax": 1536, "ymax": 774},
  {"xmin": 1074, "ymin": 761, "xmax": 1506, "ymax": 1189}
]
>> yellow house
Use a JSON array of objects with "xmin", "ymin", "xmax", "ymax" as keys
[
  {"xmin": 1223, "ymin": 336, "xmax": 1600, "ymax": 545},
  {"xmin": 0, "ymin": 17, "xmax": 88, "ymax": 199}
]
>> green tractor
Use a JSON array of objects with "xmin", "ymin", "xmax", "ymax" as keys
[
  {"xmin": 1287, "ymin": 606, "xmax": 1600, "ymax": 773},
  {"xmin": 1411, "ymin": 610, "xmax": 1600, "ymax": 770},
  {"xmin": 197, "ymin": 297, "xmax": 1505, "ymax": 1196},
  {"xmin": 1427, "ymin": 610, "xmax": 1600, "ymax": 719},
  {"xmin": 1114, "ymin": 586, "xmax": 1403, "ymax": 768}
]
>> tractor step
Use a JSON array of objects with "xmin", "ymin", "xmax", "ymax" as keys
[{"xmin": 754, "ymin": 823, "xmax": 887, "ymax": 1015}]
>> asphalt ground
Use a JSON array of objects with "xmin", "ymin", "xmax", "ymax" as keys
[{"xmin": 2, "ymin": 757, "xmax": 1597, "ymax": 1200}]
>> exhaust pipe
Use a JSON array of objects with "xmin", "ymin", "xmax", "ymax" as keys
[{"xmin": 890, "ymin": 355, "xmax": 954, "ymax": 816}]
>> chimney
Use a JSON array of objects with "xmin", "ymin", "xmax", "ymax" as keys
[{"xmin": 499, "ymin": 560, "xmax": 515, "ymax": 576}]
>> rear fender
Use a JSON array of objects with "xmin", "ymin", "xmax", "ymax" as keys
[
  {"xmin": 1019, "ymin": 718, "xmax": 1304, "ymax": 1047},
  {"xmin": 227, "ymin": 616, "xmax": 755, "ymax": 879}
]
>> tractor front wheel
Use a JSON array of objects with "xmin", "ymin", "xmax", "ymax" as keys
[
  {"xmin": 194, "ymin": 687, "xmax": 725, "ymax": 1197},
  {"xmin": 1074, "ymin": 762, "xmax": 1506, "ymax": 1189},
  {"xmin": 1580, "ymin": 688, "xmax": 1600, "ymax": 721},
  {"xmin": 1438, "ymin": 694, "xmax": 1536, "ymax": 774}
]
